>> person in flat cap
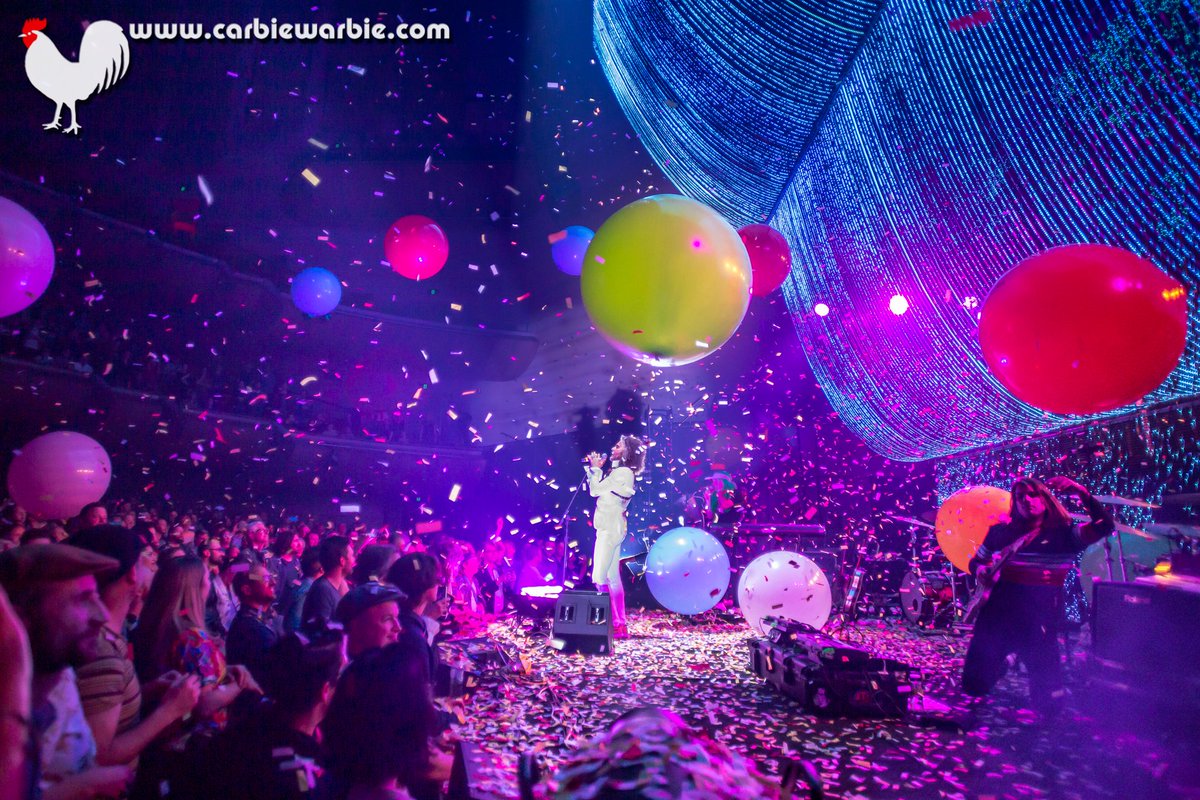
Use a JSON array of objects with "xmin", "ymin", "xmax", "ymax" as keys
[
  {"xmin": 67, "ymin": 526, "xmax": 200, "ymax": 770},
  {"xmin": 335, "ymin": 581, "xmax": 405, "ymax": 661},
  {"xmin": 0, "ymin": 544, "xmax": 133, "ymax": 799}
]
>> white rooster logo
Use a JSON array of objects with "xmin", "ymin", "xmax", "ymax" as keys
[{"xmin": 20, "ymin": 18, "xmax": 130, "ymax": 135}]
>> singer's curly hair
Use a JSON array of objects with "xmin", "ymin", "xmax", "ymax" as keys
[{"xmin": 618, "ymin": 435, "xmax": 646, "ymax": 475}]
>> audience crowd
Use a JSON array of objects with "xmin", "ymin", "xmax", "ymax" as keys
[
  {"xmin": 0, "ymin": 307, "xmax": 471, "ymax": 447},
  {"xmin": 0, "ymin": 495, "xmax": 567, "ymax": 800}
]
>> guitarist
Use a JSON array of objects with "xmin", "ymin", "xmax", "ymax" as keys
[{"xmin": 961, "ymin": 476, "xmax": 1114, "ymax": 712}]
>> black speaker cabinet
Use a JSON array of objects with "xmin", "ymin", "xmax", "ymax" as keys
[
  {"xmin": 1090, "ymin": 579, "xmax": 1200, "ymax": 708},
  {"xmin": 550, "ymin": 590, "xmax": 612, "ymax": 655}
]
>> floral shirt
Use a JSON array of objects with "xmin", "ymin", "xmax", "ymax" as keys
[
  {"xmin": 34, "ymin": 668, "xmax": 98, "ymax": 792},
  {"xmin": 172, "ymin": 626, "xmax": 227, "ymax": 685}
]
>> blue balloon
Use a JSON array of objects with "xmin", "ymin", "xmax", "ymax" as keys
[
  {"xmin": 551, "ymin": 225, "xmax": 594, "ymax": 276},
  {"xmin": 291, "ymin": 267, "xmax": 342, "ymax": 316},
  {"xmin": 645, "ymin": 526, "xmax": 730, "ymax": 615}
]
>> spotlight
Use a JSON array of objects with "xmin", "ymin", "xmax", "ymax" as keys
[
  {"xmin": 889, "ymin": 294, "xmax": 909, "ymax": 315},
  {"xmin": 814, "ymin": 302, "xmax": 830, "ymax": 317}
]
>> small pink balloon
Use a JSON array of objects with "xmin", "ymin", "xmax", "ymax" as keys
[
  {"xmin": 738, "ymin": 224, "xmax": 791, "ymax": 297},
  {"xmin": 384, "ymin": 215, "xmax": 449, "ymax": 280},
  {"xmin": 6, "ymin": 432, "xmax": 111, "ymax": 520},
  {"xmin": 0, "ymin": 196, "xmax": 55, "ymax": 317}
]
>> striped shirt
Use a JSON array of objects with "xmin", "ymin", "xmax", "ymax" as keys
[
  {"xmin": 78, "ymin": 625, "xmax": 142, "ymax": 737},
  {"xmin": 969, "ymin": 495, "xmax": 1114, "ymax": 585}
]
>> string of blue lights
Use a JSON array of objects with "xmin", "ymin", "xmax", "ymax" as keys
[
  {"xmin": 935, "ymin": 401, "xmax": 1200, "ymax": 525},
  {"xmin": 596, "ymin": 0, "xmax": 1200, "ymax": 461},
  {"xmin": 594, "ymin": 0, "xmax": 884, "ymax": 223}
]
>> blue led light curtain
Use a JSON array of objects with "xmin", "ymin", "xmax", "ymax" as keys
[
  {"xmin": 594, "ymin": 0, "xmax": 885, "ymax": 223},
  {"xmin": 596, "ymin": 0, "xmax": 1200, "ymax": 461}
]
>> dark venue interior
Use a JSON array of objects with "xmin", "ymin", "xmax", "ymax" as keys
[{"xmin": 0, "ymin": 2, "xmax": 1197, "ymax": 799}]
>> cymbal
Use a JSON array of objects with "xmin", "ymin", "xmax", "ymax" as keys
[
  {"xmin": 1145, "ymin": 523, "xmax": 1200, "ymax": 540},
  {"xmin": 889, "ymin": 514, "xmax": 935, "ymax": 530},
  {"xmin": 1094, "ymin": 494, "xmax": 1161, "ymax": 509},
  {"xmin": 1069, "ymin": 513, "xmax": 1155, "ymax": 541}
]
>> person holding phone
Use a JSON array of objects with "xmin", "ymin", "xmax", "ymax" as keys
[
  {"xmin": 386, "ymin": 554, "xmax": 446, "ymax": 684},
  {"xmin": 585, "ymin": 435, "xmax": 645, "ymax": 639}
]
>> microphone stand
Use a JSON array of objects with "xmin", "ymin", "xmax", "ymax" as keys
[{"xmin": 557, "ymin": 471, "xmax": 589, "ymax": 586}]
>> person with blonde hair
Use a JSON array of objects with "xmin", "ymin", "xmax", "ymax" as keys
[
  {"xmin": 585, "ymin": 435, "xmax": 645, "ymax": 638},
  {"xmin": 132, "ymin": 557, "xmax": 258, "ymax": 733}
]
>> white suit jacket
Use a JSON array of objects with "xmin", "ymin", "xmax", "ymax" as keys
[{"xmin": 586, "ymin": 464, "xmax": 636, "ymax": 533}]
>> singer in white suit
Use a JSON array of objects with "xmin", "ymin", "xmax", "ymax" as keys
[{"xmin": 585, "ymin": 434, "xmax": 645, "ymax": 638}]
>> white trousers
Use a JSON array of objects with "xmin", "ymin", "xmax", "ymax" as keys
[{"xmin": 591, "ymin": 516, "xmax": 627, "ymax": 626}]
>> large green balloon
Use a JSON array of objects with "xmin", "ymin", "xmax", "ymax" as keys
[{"xmin": 581, "ymin": 195, "xmax": 752, "ymax": 366}]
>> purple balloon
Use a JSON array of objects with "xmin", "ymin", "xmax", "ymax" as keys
[
  {"xmin": 6, "ymin": 432, "xmax": 112, "ymax": 520},
  {"xmin": 0, "ymin": 196, "xmax": 55, "ymax": 318}
]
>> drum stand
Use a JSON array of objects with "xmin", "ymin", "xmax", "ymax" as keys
[
  {"xmin": 1099, "ymin": 529, "xmax": 1131, "ymax": 581},
  {"xmin": 895, "ymin": 524, "xmax": 951, "ymax": 632},
  {"xmin": 825, "ymin": 556, "xmax": 866, "ymax": 640}
]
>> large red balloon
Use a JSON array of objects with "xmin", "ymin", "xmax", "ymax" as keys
[
  {"xmin": 979, "ymin": 244, "xmax": 1188, "ymax": 415},
  {"xmin": 737, "ymin": 224, "xmax": 791, "ymax": 297},
  {"xmin": 384, "ymin": 215, "xmax": 449, "ymax": 280}
]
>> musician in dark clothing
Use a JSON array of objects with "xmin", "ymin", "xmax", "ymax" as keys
[{"xmin": 962, "ymin": 476, "xmax": 1114, "ymax": 709}]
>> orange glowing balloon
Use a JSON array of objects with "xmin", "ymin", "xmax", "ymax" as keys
[{"xmin": 935, "ymin": 486, "xmax": 1012, "ymax": 573}]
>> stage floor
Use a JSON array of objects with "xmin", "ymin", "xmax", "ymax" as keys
[{"xmin": 454, "ymin": 613, "xmax": 1197, "ymax": 799}]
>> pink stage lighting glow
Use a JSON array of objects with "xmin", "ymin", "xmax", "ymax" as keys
[
  {"xmin": 814, "ymin": 302, "xmax": 830, "ymax": 317},
  {"xmin": 889, "ymin": 294, "xmax": 909, "ymax": 315},
  {"xmin": 520, "ymin": 585, "xmax": 564, "ymax": 599}
]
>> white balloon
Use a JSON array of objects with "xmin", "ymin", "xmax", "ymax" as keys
[
  {"xmin": 646, "ymin": 526, "xmax": 731, "ymax": 615},
  {"xmin": 737, "ymin": 550, "xmax": 832, "ymax": 633}
]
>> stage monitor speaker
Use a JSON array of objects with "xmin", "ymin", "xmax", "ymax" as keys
[
  {"xmin": 1090, "ymin": 579, "xmax": 1200, "ymax": 708},
  {"xmin": 550, "ymin": 590, "xmax": 612, "ymax": 655}
]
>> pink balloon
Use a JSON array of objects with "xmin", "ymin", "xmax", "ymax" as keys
[
  {"xmin": 6, "ymin": 432, "xmax": 111, "ymax": 520},
  {"xmin": 738, "ymin": 224, "xmax": 791, "ymax": 297},
  {"xmin": 384, "ymin": 215, "xmax": 449, "ymax": 280},
  {"xmin": 0, "ymin": 196, "xmax": 55, "ymax": 317}
]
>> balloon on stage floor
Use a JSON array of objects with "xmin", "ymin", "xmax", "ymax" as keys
[
  {"xmin": 737, "ymin": 551, "xmax": 832, "ymax": 634},
  {"xmin": 645, "ymin": 526, "xmax": 730, "ymax": 615}
]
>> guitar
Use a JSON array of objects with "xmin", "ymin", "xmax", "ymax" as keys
[{"xmin": 962, "ymin": 528, "xmax": 1041, "ymax": 624}]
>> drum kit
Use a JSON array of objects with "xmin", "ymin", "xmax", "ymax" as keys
[
  {"xmin": 887, "ymin": 493, "xmax": 1198, "ymax": 629},
  {"xmin": 1075, "ymin": 497, "xmax": 1200, "ymax": 596},
  {"xmin": 888, "ymin": 515, "xmax": 962, "ymax": 628}
]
